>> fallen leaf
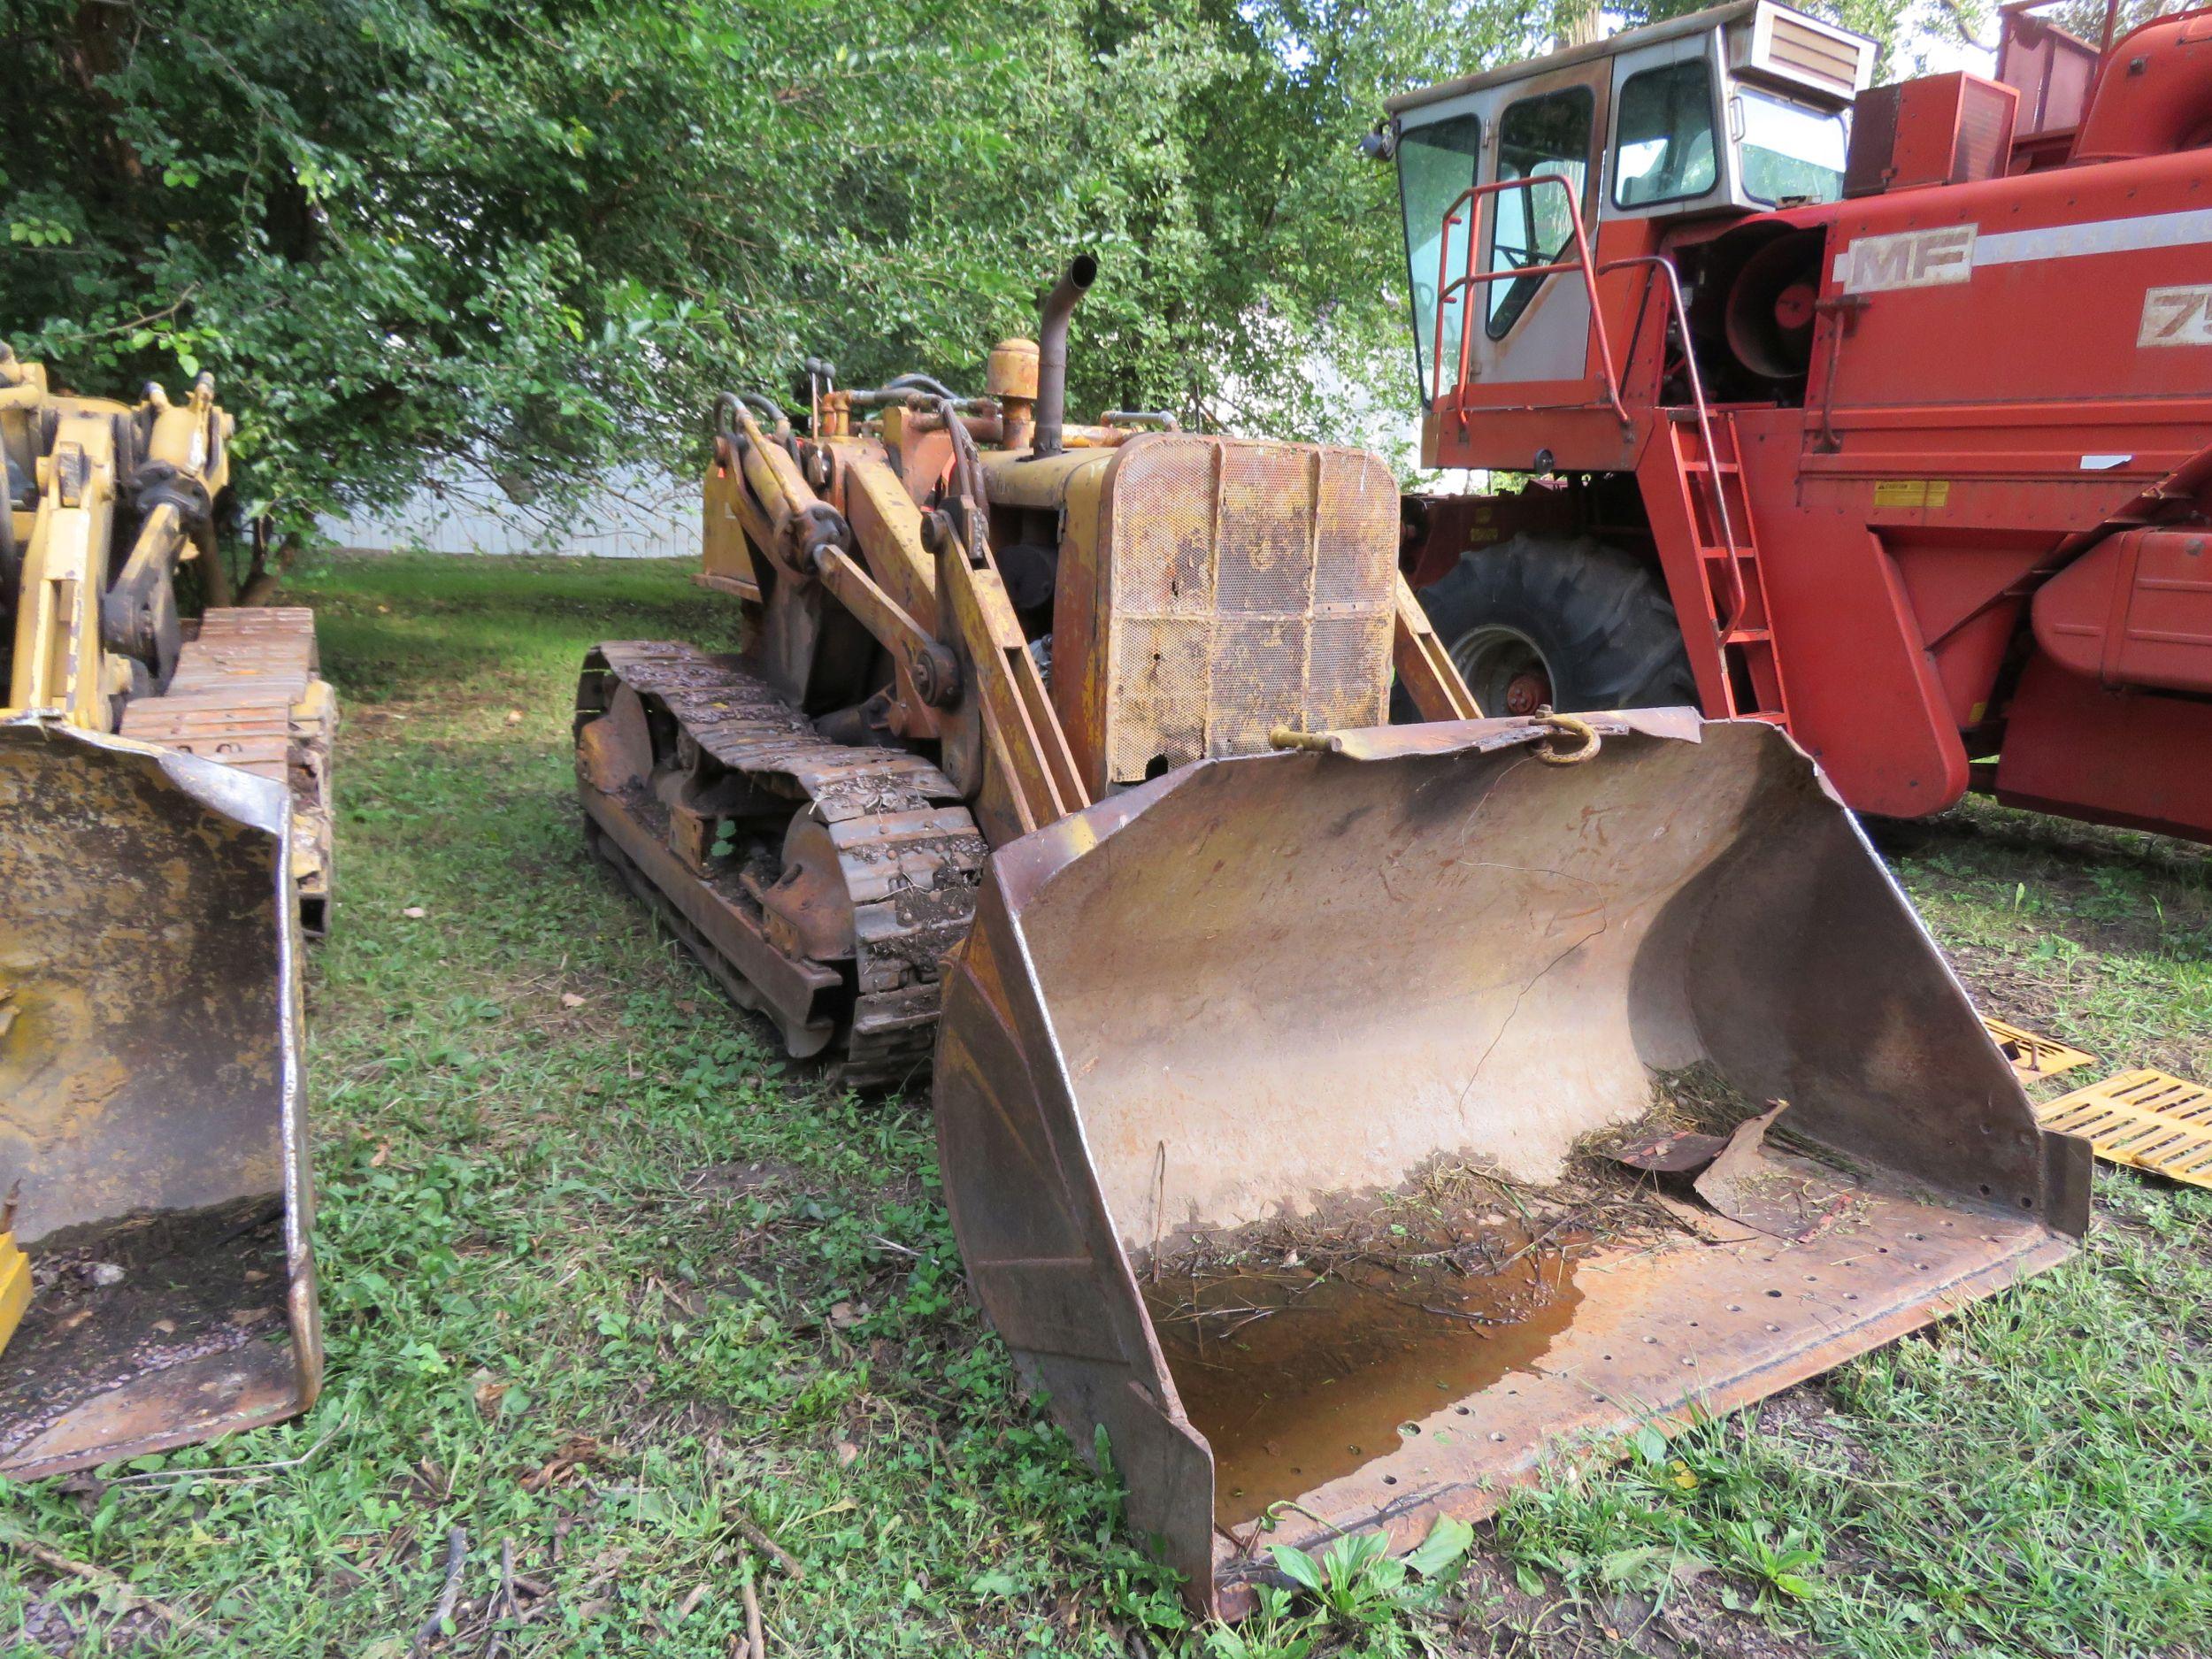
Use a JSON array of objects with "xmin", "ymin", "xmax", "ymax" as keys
[
  {"xmin": 520, "ymin": 1434, "xmax": 607, "ymax": 1492},
  {"xmin": 403, "ymin": 906, "xmax": 427, "ymax": 919},
  {"xmin": 835, "ymin": 1440, "xmax": 859, "ymax": 1468},
  {"xmin": 560, "ymin": 992, "xmax": 587, "ymax": 1010},
  {"xmin": 369, "ymin": 1141, "xmax": 391, "ymax": 1168},
  {"xmin": 473, "ymin": 1375, "xmax": 510, "ymax": 1416},
  {"xmin": 828, "ymin": 1302, "xmax": 862, "ymax": 1330},
  {"xmin": 1612, "ymin": 1126, "xmax": 1730, "ymax": 1174},
  {"xmin": 227, "ymin": 1305, "xmax": 275, "ymax": 1325}
]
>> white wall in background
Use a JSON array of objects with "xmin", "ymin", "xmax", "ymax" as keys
[{"xmin": 319, "ymin": 465, "xmax": 700, "ymax": 560}]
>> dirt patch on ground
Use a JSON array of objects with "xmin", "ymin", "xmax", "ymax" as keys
[
  {"xmin": 1444, "ymin": 1546, "xmax": 1818, "ymax": 1658},
  {"xmin": 1751, "ymin": 1382, "xmax": 1874, "ymax": 1478},
  {"xmin": 1944, "ymin": 941, "xmax": 2073, "ymax": 1034},
  {"xmin": 1947, "ymin": 938, "xmax": 2210, "ymax": 1081},
  {"xmin": 16, "ymin": 1583, "xmax": 170, "ymax": 1657},
  {"xmin": 688, "ymin": 1157, "xmax": 809, "ymax": 1198},
  {"xmin": 1893, "ymin": 809, "xmax": 2212, "ymax": 970}
]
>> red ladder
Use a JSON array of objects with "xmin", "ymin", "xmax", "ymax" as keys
[{"xmin": 1666, "ymin": 409, "xmax": 1789, "ymax": 723}]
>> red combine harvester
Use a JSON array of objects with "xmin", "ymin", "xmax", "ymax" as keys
[{"xmin": 1381, "ymin": 0, "xmax": 2212, "ymax": 841}]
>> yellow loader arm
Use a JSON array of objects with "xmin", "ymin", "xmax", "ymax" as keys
[{"xmin": 4, "ymin": 348, "xmax": 233, "ymax": 727}]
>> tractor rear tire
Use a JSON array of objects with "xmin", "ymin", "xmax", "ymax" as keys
[{"xmin": 1417, "ymin": 533, "xmax": 1698, "ymax": 716}]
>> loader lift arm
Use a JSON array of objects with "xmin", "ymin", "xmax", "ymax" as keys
[
  {"xmin": 1392, "ymin": 571, "xmax": 1482, "ymax": 719},
  {"xmin": 718, "ymin": 400, "xmax": 1092, "ymax": 837}
]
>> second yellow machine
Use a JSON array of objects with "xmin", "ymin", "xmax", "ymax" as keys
[{"xmin": 0, "ymin": 349, "xmax": 333, "ymax": 1479}]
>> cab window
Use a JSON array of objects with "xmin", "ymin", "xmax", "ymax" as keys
[
  {"xmin": 1614, "ymin": 60, "xmax": 1717, "ymax": 208},
  {"xmin": 1487, "ymin": 86, "xmax": 1594, "ymax": 339},
  {"xmin": 1738, "ymin": 88, "xmax": 1848, "ymax": 204},
  {"xmin": 1396, "ymin": 114, "xmax": 1482, "ymax": 403}
]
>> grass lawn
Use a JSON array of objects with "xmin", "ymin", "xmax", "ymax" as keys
[{"xmin": 4, "ymin": 552, "xmax": 2207, "ymax": 1658}]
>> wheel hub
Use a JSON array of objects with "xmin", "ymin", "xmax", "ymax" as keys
[{"xmin": 1448, "ymin": 625, "xmax": 1556, "ymax": 719}]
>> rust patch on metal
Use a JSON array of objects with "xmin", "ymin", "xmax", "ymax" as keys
[
  {"xmin": 1689, "ymin": 1102, "xmax": 1865, "ymax": 1242},
  {"xmin": 1143, "ymin": 1217, "xmax": 1586, "ymax": 1530},
  {"xmin": 1087, "ymin": 435, "xmax": 1401, "ymax": 787},
  {"xmin": 1612, "ymin": 1127, "xmax": 1731, "ymax": 1172}
]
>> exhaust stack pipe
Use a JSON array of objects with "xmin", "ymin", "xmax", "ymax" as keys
[{"xmin": 1032, "ymin": 254, "xmax": 1097, "ymax": 458}]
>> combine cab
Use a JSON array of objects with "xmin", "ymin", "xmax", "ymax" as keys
[
  {"xmin": 572, "ymin": 257, "xmax": 2085, "ymax": 1612},
  {"xmin": 1382, "ymin": 0, "xmax": 2212, "ymax": 843}
]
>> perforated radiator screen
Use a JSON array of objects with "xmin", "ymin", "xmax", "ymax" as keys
[{"xmin": 1098, "ymin": 435, "xmax": 1399, "ymax": 787}]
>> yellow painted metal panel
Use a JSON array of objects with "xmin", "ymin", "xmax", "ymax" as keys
[
  {"xmin": 2035, "ymin": 1070, "xmax": 2212, "ymax": 1190},
  {"xmin": 0, "ymin": 1232, "xmax": 27, "ymax": 1356},
  {"xmin": 1981, "ymin": 1016, "xmax": 2095, "ymax": 1082}
]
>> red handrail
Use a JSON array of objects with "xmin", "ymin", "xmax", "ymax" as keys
[
  {"xmin": 1428, "ymin": 186, "xmax": 1750, "ymax": 629},
  {"xmin": 1596, "ymin": 254, "xmax": 1747, "ymax": 630},
  {"xmin": 1430, "ymin": 173, "xmax": 1629, "ymax": 426}
]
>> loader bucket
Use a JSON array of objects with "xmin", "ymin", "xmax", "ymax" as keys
[
  {"xmin": 935, "ymin": 712, "xmax": 2088, "ymax": 1616},
  {"xmin": 0, "ymin": 718, "xmax": 319, "ymax": 1479}
]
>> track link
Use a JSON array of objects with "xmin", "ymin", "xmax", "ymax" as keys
[
  {"xmin": 118, "ymin": 606, "xmax": 337, "ymax": 933},
  {"xmin": 575, "ymin": 641, "xmax": 985, "ymax": 1090}
]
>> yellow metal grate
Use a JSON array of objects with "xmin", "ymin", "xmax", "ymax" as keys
[
  {"xmin": 1982, "ymin": 1016, "xmax": 2095, "ymax": 1081},
  {"xmin": 2035, "ymin": 1070, "xmax": 2212, "ymax": 1190}
]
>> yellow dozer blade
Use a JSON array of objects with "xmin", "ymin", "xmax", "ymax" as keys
[
  {"xmin": 0, "ymin": 720, "xmax": 319, "ymax": 1478},
  {"xmin": 936, "ymin": 711, "xmax": 2089, "ymax": 1616}
]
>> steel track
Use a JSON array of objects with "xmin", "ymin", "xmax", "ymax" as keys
[{"xmin": 574, "ymin": 641, "xmax": 985, "ymax": 1091}]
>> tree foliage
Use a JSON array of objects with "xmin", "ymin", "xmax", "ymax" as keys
[
  {"xmin": 0, "ymin": 0, "xmax": 1492, "ymax": 525},
  {"xmin": 3, "ymin": 0, "xmax": 1958, "ymax": 529}
]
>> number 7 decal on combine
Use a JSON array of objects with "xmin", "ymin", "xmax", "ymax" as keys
[{"xmin": 2139, "ymin": 285, "xmax": 2212, "ymax": 347}]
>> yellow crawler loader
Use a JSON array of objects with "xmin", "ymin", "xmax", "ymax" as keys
[
  {"xmin": 573, "ymin": 257, "xmax": 2088, "ymax": 1614},
  {"xmin": 0, "ymin": 348, "xmax": 333, "ymax": 1477}
]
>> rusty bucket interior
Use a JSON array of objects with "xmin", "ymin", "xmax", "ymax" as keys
[
  {"xmin": 935, "ymin": 713, "xmax": 2088, "ymax": 1616},
  {"xmin": 0, "ymin": 722, "xmax": 319, "ymax": 1478}
]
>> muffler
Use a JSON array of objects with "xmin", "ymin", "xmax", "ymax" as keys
[
  {"xmin": 0, "ymin": 720, "xmax": 319, "ymax": 1478},
  {"xmin": 935, "ymin": 712, "xmax": 2086, "ymax": 1615}
]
